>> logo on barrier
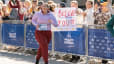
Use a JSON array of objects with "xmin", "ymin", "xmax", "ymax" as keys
[
  {"xmin": 64, "ymin": 32, "xmax": 74, "ymax": 47},
  {"xmin": 9, "ymin": 32, "xmax": 16, "ymax": 39}
]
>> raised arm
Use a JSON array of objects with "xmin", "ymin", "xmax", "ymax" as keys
[{"xmin": 9, "ymin": 0, "xmax": 19, "ymax": 8}]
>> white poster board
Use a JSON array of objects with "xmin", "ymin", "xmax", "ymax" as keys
[{"xmin": 52, "ymin": 8, "xmax": 77, "ymax": 31}]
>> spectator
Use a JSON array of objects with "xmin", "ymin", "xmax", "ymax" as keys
[
  {"xmin": 71, "ymin": 1, "xmax": 83, "ymax": 15},
  {"xmin": 106, "ymin": 15, "xmax": 114, "ymax": 36},
  {"xmin": 0, "ymin": 2, "xmax": 3, "ymax": 17},
  {"xmin": 1, "ymin": 0, "xmax": 5, "ymax": 4},
  {"xmin": 94, "ymin": 1, "xmax": 102, "ymax": 12},
  {"xmin": 2, "ymin": 4, "xmax": 10, "ymax": 20},
  {"xmin": 95, "ymin": 0, "xmax": 101, "ymax": 6},
  {"xmin": 32, "ymin": 0, "xmax": 38, "ymax": 4},
  {"xmin": 9, "ymin": 0, "xmax": 24, "ymax": 21},
  {"xmin": 83, "ymin": 1, "xmax": 94, "ymax": 25},
  {"xmin": 29, "ymin": 0, "xmax": 38, "ymax": 14},
  {"xmin": 37, "ymin": 1, "xmax": 44, "ymax": 11},
  {"xmin": 107, "ymin": 0, "xmax": 114, "ymax": 15},
  {"xmin": 24, "ymin": 0, "xmax": 31, "ymax": 10},
  {"xmin": 70, "ymin": 0, "xmax": 83, "ymax": 24},
  {"xmin": 0, "ymin": 1, "xmax": 3, "ymax": 17},
  {"xmin": 0, "ymin": 7, "xmax": 2, "ymax": 17},
  {"xmin": 0, "ymin": 1, "xmax": 3, "ymax": 6},
  {"xmin": 59, "ymin": 2, "xmax": 66, "ymax": 8},
  {"xmin": 24, "ymin": 0, "xmax": 32, "ymax": 21},
  {"xmin": 49, "ymin": 3, "xmax": 57, "ymax": 12},
  {"xmin": 97, "ymin": 0, "xmax": 104, "ymax": 3},
  {"xmin": 0, "ymin": 1, "xmax": 3, "ymax": 23},
  {"xmin": 94, "ymin": 2, "xmax": 102, "ymax": 24},
  {"xmin": 94, "ymin": 2, "xmax": 111, "ymax": 25},
  {"xmin": 48, "ymin": 0, "xmax": 54, "ymax": 5},
  {"xmin": 0, "ymin": 6, "xmax": 3, "ymax": 22}
]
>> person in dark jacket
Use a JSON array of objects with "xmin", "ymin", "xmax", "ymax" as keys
[{"xmin": 106, "ymin": 15, "xmax": 114, "ymax": 36}]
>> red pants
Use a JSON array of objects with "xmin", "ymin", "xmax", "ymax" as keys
[{"xmin": 35, "ymin": 30, "xmax": 52, "ymax": 63}]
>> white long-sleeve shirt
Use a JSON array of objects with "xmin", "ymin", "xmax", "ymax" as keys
[{"xmin": 84, "ymin": 8, "xmax": 95, "ymax": 25}]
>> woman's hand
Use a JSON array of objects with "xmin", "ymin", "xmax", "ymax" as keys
[
  {"xmin": 36, "ymin": 25, "xmax": 39, "ymax": 30},
  {"xmin": 82, "ymin": 12, "xmax": 87, "ymax": 17},
  {"xmin": 48, "ymin": 19, "xmax": 52, "ymax": 23}
]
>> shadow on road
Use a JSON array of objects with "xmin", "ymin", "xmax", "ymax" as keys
[
  {"xmin": 0, "ymin": 51, "xmax": 71, "ymax": 64},
  {"xmin": 0, "ymin": 51, "xmax": 35, "ymax": 63}
]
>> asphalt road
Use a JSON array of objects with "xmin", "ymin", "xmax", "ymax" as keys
[{"xmin": 0, "ymin": 50, "xmax": 73, "ymax": 64}]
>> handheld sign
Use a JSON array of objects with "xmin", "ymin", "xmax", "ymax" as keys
[{"xmin": 52, "ymin": 8, "xmax": 77, "ymax": 31}]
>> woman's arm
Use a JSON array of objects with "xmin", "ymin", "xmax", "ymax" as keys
[
  {"xmin": 9, "ymin": 0, "xmax": 19, "ymax": 8},
  {"xmin": 32, "ymin": 12, "xmax": 39, "ymax": 27},
  {"xmin": 50, "ymin": 14, "xmax": 58, "ymax": 27}
]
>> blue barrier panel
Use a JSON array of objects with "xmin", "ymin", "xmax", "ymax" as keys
[
  {"xmin": 2, "ymin": 23, "xmax": 24, "ymax": 46},
  {"xmin": 54, "ymin": 28, "xmax": 85, "ymax": 55},
  {"xmin": 88, "ymin": 29, "xmax": 114, "ymax": 59},
  {"xmin": 26, "ymin": 24, "xmax": 52, "ymax": 50}
]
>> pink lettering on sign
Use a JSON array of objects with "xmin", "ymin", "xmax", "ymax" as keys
[
  {"xmin": 55, "ymin": 8, "xmax": 76, "ymax": 27},
  {"xmin": 58, "ymin": 9, "xmax": 76, "ymax": 17},
  {"xmin": 58, "ymin": 19, "xmax": 75, "ymax": 26}
]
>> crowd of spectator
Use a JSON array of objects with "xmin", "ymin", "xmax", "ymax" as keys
[
  {"xmin": 0, "ymin": 0, "xmax": 114, "ymax": 63},
  {"xmin": 0, "ymin": 0, "xmax": 114, "ymax": 25}
]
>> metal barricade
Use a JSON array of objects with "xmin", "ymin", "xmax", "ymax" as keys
[
  {"xmin": 0, "ymin": 24, "xmax": 2, "ymax": 49},
  {"xmin": 53, "ymin": 24, "xmax": 85, "ymax": 55},
  {"xmin": 0, "ymin": 20, "xmax": 114, "ymax": 64},
  {"xmin": 1, "ymin": 20, "xmax": 25, "ymax": 47},
  {"xmin": 25, "ymin": 23, "xmax": 52, "ymax": 50},
  {"xmin": 88, "ymin": 25, "xmax": 114, "ymax": 59}
]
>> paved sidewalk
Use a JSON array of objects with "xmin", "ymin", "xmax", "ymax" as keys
[{"xmin": 0, "ymin": 50, "xmax": 73, "ymax": 64}]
